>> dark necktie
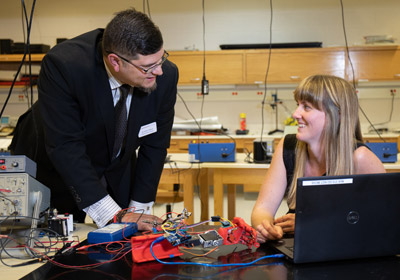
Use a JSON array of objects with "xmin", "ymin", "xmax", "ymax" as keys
[{"xmin": 112, "ymin": 84, "xmax": 130, "ymax": 159}]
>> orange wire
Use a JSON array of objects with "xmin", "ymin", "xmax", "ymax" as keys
[{"xmin": 179, "ymin": 246, "xmax": 218, "ymax": 257}]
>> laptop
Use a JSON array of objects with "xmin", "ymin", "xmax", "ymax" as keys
[{"xmin": 272, "ymin": 172, "xmax": 400, "ymax": 263}]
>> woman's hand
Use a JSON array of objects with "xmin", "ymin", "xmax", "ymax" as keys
[
  {"xmin": 274, "ymin": 213, "xmax": 295, "ymax": 234},
  {"xmin": 255, "ymin": 220, "xmax": 284, "ymax": 243}
]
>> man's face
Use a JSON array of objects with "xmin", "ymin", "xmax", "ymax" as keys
[{"xmin": 116, "ymin": 48, "xmax": 166, "ymax": 93}]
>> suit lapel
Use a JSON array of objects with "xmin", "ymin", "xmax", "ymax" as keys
[
  {"xmin": 93, "ymin": 41, "xmax": 116, "ymax": 160},
  {"xmin": 96, "ymin": 75, "xmax": 115, "ymax": 160},
  {"xmin": 123, "ymin": 87, "xmax": 149, "ymax": 157}
]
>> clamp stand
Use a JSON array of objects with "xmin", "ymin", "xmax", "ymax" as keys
[{"xmin": 268, "ymin": 93, "xmax": 284, "ymax": 135}]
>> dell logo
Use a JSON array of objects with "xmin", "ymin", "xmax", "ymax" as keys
[{"xmin": 347, "ymin": 211, "xmax": 360, "ymax": 224}]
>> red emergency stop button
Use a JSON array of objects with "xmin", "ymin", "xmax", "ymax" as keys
[{"xmin": 0, "ymin": 165, "xmax": 6, "ymax": 170}]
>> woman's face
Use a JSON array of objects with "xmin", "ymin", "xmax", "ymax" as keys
[{"xmin": 292, "ymin": 100, "xmax": 326, "ymax": 145}]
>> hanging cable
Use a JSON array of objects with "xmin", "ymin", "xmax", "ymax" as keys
[
  {"xmin": 20, "ymin": 2, "xmax": 31, "ymax": 108},
  {"xmin": 339, "ymin": 0, "xmax": 385, "ymax": 142},
  {"xmin": 259, "ymin": 0, "xmax": 274, "ymax": 152},
  {"xmin": 0, "ymin": 0, "xmax": 37, "ymax": 119},
  {"xmin": 142, "ymin": 0, "xmax": 152, "ymax": 19},
  {"xmin": 201, "ymin": 0, "xmax": 209, "ymax": 97}
]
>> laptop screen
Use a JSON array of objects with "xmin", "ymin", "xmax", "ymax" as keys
[{"xmin": 292, "ymin": 172, "xmax": 400, "ymax": 263}]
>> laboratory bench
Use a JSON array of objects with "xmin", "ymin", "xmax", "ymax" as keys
[{"xmin": 7, "ymin": 224, "xmax": 400, "ymax": 280}]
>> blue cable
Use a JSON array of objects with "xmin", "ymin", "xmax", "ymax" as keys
[{"xmin": 150, "ymin": 236, "xmax": 285, "ymax": 267}]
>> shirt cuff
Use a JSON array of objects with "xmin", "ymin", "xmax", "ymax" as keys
[
  {"xmin": 83, "ymin": 195, "xmax": 121, "ymax": 228},
  {"xmin": 128, "ymin": 200, "xmax": 154, "ymax": 214}
]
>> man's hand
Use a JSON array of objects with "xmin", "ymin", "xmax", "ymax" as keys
[
  {"xmin": 274, "ymin": 213, "xmax": 295, "ymax": 234},
  {"xmin": 255, "ymin": 220, "xmax": 283, "ymax": 243},
  {"xmin": 121, "ymin": 212, "xmax": 163, "ymax": 231}
]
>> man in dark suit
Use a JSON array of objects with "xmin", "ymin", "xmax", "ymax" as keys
[{"xmin": 10, "ymin": 9, "xmax": 178, "ymax": 230}]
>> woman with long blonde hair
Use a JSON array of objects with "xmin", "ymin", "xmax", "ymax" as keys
[{"xmin": 251, "ymin": 75, "xmax": 385, "ymax": 243}]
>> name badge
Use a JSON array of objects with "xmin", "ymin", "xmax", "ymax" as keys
[{"xmin": 138, "ymin": 122, "xmax": 157, "ymax": 138}]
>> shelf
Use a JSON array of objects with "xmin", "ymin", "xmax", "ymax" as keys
[{"xmin": 0, "ymin": 54, "xmax": 45, "ymax": 62}]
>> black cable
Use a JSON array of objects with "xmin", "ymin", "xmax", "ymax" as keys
[
  {"xmin": 200, "ymin": 0, "xmax": 207, "ymax": 129},
  {"xmin": 134, "ymin": 208, "xmax": 145, "ymax": 224},
  {"xmin": 0, "ymin": 226, "xmax": 62, "ymax": 266},
  {"xmin": 0, "ymin": 0, "xmax": 36, "ymax": 119},
  {"xmin": 21, "ymin": 0, "xmax": 35, "ymax": 109},
  {"xmin": 177, "ymin": 92, "xmax": 202, "ymax": 129},
  {"xmin": 368, "ymin": 91, "xmax": 395, "ymax": 130},
  {"xmin": 200, "ymin": 0, "xmax": 209, "ymax": 97},
  {"xmin": 202, "ymin": 0, "xmax": 206, "ymax": 80},
  {"xmin": 167, "ymin": 160, "xmax": 193, "ymax": 174},
  {"xmin": 339, "ymin": 0, "xmax": 385, "ymax": 142},
  {"xmin": 243, "ymin": 147, "xmax": 255, "ymax": 163},
  {"xmin": 144, "ymin": 0, "xmax": 152, "ymax": 19},
  {"xmin": 260, "ymin": 0, "xmax": 273, "ymax": 153},
  {"xmin": 147, "ymin": 0, "xmax": 152, "ymax": 19},
  {"xmin": 20, "ymin": 2, "xmax": 32, "ymax": 107}
]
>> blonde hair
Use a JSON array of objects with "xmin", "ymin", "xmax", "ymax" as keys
[{"xmin": 287, "ymin": 75, "xmax": 362, "ymax": 209}]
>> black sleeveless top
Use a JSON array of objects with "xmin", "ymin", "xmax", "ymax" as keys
[{"xmin": 282, "ymin": 134, "xmax": 368, "ymax": 213}]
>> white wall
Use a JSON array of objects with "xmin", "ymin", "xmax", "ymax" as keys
[
  {"xmin": 175, "ymin": 85, "xmax": 400, "ymax": 134},
  {"xmin": 2, "ymin": 0, "xmax": 400, "ymax": 49},
  {"xmin": 1, "ymin": 0, "xmax": 400, "ymax": 133}
]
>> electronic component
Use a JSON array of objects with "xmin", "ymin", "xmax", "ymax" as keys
[
  {"xmin": 87, "ymin": 223, "xmax": 138, "ymax": 244},
  {"xmin": 220, "ymin": 220, "xmax": 231, "ymax": 227},
  {"xmin": 199, "ymin": 230, "xmax": 224, "ymax": 248},
  {"xmin": 201, "ymin": 78, "xmax": 209, "ymax": 95},
  {"xmin": 211, "ymin": 216, "xmax": 221, "ymax": 222},
  {"xmin": 0, "ymin": 173, "xmax": 50, "ymax": 225},
  {"xmin": 188, "ymin": 142, "xmax": 235, "ymax": 162},
  {"xmin": 48, "ymin": 218, "xmax": 69, "ymax": 236},
  {"xmin": 253, "ymin": 140, "xmax": 274, "ymax": 163},
  {"xmin": 166, "ymin": 234, "xmax": 192, "ymax": 246},
  {"xmin": 48, "ymin": 214, "xmax": 74, "ymax": 236},
  {"xmin": 184, "ymin": 235, "xmax": 201, "ymax": 247},
  {"xmin": 130, "ymin": 209, "xmax": 258, "ymax": 263},
  {"xmin": 0, "ymin": 155, "xmax": 37, "ymax": 178},
  {"xmin": 365, "ymin": 142, "xmax": 398, "ymax": 163}
]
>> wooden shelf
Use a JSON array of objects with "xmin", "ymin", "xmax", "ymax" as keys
[
  {"xmin": 347, "ymin": 45, "xmax": 400, "ymax": 82},
  {"xmin": 1, "ymin": 46, "xmax": 400, "ymax": 86},
  {"xmin": 244, "ymin": 47, "xmax": 345, "ymax": 84},
  {"xmin": 168, "ymin": 50, "xmax": 244, "ymax": 85},
  {"xmin": 0, "ymin": 54, "xmax": 45, "ymax": 62}
]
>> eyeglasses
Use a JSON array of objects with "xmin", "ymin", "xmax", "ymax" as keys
[{"xmin": 112, "ymin": 50, "xmax": 169, "ymax": 74}]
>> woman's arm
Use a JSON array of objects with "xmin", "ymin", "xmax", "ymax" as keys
[
  {"xmin": 251, "ymin": 138, "xmax": 289, "ymax": 242},
  {"xmin": 354, "ymin": 146, "xmax": 386, "ymax": 174}
]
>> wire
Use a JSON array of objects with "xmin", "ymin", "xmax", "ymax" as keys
[
  {"xmin": 142, "ymin": 0, "xmax": 152, "ymax": 19},
  {"xmin": 260, "ymin": 0, "xmax": 274, "ymax": 153},
  {"xmin": 19, "ymin": 2, "xmax": 33, "ymax": 107},
  {"xmin": 0, "ymin": 0, "xmax": 37, "ymax": 119},
  {"xmin": 368, "ymin": 91, "xmax": 395, "ymax": 129},
  {"xmin": 202, "ymin": 0, "xmax": 206, "ymax": 81},
  {"xmin": 179, "ymin": 245, "xmax": 218, "ymax": 257},
  {"xmin": 0, "ymin": 227, "xmax": 75, "ymax": 267},
  {"xmin": 150, "ymin": 236, "xmax": 284, "ymax": 267},
  {"xmin": 177, "ymin": 92, "xmax": 202, "ymax": 130},
  {"xmin": 339, "ymin": 0, "xmax": 385, "ymax": 142},
  {"xmin": 199, "ymin": 0, "xmax": 207, "ymax": 165}
]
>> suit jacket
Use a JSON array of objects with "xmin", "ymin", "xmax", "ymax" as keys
[{"xmin": 10, "ymin": 29, "xmax": 178, "ymax": 212}]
